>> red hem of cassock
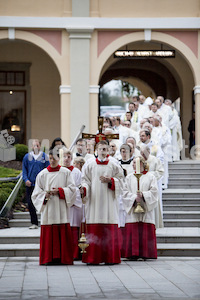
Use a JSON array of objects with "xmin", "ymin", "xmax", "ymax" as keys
[
  {"xmin": 40, "ymin": 224, "xmax": 74, "ymax": 265},
  {"xmin": 71, "ymin": 226, "xmax": 81, "ymax": 260},
  {"xmin": 82, "ymin": 224, "xmax": 121, "ymax": 264},
  {"xmin": 121, "ymin": 222, "xmax": 157, "ymax": 259}
]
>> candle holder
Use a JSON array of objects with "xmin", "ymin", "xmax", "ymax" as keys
[{"xmin": 133, "ymin": 173, "xmax": 145, "ymax": 213}]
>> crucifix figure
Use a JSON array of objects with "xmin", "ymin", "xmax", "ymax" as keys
[{"xmin": 82, "ymin": 116, "xmax": 119, "ymax": 145}]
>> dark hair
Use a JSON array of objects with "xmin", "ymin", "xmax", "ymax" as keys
[
  {"xmin": 49, "ymin": 149, "xmax": 59, "ymax": 158},
  {"xmin": 51, "ymin": 137, "xmax": 66, "ymax": 149},
  {"xmin": 151, "ymin": 103, "xmax": 158, "ymax": 107},
  {"xmin": 126, "ymin": 111, "xmax": 133, "ymax": 117},
  {"xmin": 97, "ymin": 140, "xmax": 108, "ymax": 146},
  {"xmin": 120, "ymin": 143, "xmax": 131, "ymax": 153},
  {"xmin": 104, "ymin": 117, "xmax": 113, "ymax": 127},
  {"xmin": 76, "ymin": 138, "xmax": 86, "ymax": 145}
]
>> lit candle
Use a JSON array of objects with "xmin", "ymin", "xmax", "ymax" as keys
[
  {"xmin": 136, "ymin": 157, "xmax": 140, "ymax": 174},
  {"xmin": 59, "ymin": 148, "xmax": 64, "ymax": 166}
]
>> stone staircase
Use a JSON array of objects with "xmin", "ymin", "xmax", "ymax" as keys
[
  {"xmin": 156, "ymin": 160, "xmax": 200, "ymax": 256},
  {"xmin": 0, "ymin": 160, "xmax": 200, "ymax": 257}
]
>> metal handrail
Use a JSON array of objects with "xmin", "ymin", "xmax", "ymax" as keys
[
  {"xmin": 0, "ymin": 174, "xmax": 23, "ymax": 218},
  {"xmin": 69, "ymin": 125, "xmax": 85, "ymax": 151},
  {"xmin": 0, "ymin": 125, "xmax": 86, "ymax": 218}
]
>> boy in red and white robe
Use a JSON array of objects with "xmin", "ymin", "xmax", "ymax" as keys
[
  {"xmin": 80, "ymin": 140, "xmax": 124, "ymax": 265},
  {"xmin": 63, "ymin": 149, "xmax": 83, "ymax": 259},
  {"xmin": 32, "ymin": 150, "xmax": 76, "ymax": 265},
  {"xmin": 122, "ymin": 156, "xmax": 158, "ymax": 260}
]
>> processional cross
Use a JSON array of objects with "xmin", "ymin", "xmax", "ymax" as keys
[{"xmin": 82, "ymin": 116, "xmax": 119, "ymax": 145}]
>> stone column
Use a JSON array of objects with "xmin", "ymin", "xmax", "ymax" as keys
[
  {"xmin": 59, "ymin": 85, "xmax": 71, "ymax": 147},
  {"xmin": 193, "ymin": 86, "xmax": 200, "ymax": 160},
  {"xmin": 68, "ymin": 28, "xmax": 93, "ymax": 143},
  {"xmin": 89, "ymin": 85, "xmax": 100, "ymax": 133}
]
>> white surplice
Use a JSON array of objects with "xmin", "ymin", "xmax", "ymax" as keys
[
  {"xmin": 32, "ymin": 167, "xmax": 76, "ymax": 225},
  {"xmin": 69, "ymin": 167, "xmax": 83, "ymax": 227},
  {"xmin": 81, "ymin": 158, "xmax": 124, "ymax": 224},
  {"xmin": 122, "ymin": 172, "xmax": 158, "ymax": 225}
]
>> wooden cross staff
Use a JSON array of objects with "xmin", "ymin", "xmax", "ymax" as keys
[{"xmin": 82, "ymin": 116, "xmax": 119, "ymax": 144}]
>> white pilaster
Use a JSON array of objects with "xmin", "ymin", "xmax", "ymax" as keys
[
  {"xmin": 59, "ymin": 85, "xmax": 71, "ymax": 94},
  {"xmin": 193, "ymin": 85, "xmax": 200, "ymax": 95},
  {"xmin": 193, "ymin": 86, "xmax": 200, "ymax": 159},
  {"xmin": 67, "ymin": 28, "xmax": 93, "ymax": 142},
  {"xmin": 89, "ymin": 85, "xmax": 100, "ymax": 94},
  {"xmin": 144, "ymin": 29, "xmax": 151, "ymax": 41},
  {"xmin": 8, "ymin": 28, "xmax": 15, "ymax": 40}
]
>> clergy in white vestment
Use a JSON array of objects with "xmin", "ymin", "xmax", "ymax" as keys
[
  {"xmin": 155, "ymin": 96, "xmax": 173, "ymax": 128},
  {"xmin": 73, "ymin": 138, "xmax": 94, "ymax": 162},
  {"xmin": 32, "ymin": 150, "xmax": 76, "ymax": 265},
  {"xmin": 165, "ymin": 99, "xmax": 183, "ymax": 161},
  {"xmin": 137, "ymin": 129, "xmax": 164, "ymax": 164},
  {"xmin": 63, "ymin": 149, "xmax": 83, "ymax": 260},
  {"xmin": 122, "ymin": 156, "xmax": 158, "ymax": 259},
  {"xmin": 80, "ymin": 140, "xmax": 124, "ymax": 265},
  {"xmin": 140, "ymin": 145, "xmax": 164, "ymax": 229},
  {"xmin": 118, "ymin": 144, "xmax": 133, "ymax": 176}
]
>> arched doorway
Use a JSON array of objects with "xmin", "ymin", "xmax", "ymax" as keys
[
  {"xmin": 94, "ymin": 31, "xmax": 199, "ymax": 151},
  {"xmin": 0, "ymin": 36, "xmax": 61, "ymax": 145}
]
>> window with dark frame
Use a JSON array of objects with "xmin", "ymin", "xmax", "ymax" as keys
[{"xmin": 0, "ymin": 71, "xmax": 25, "ymax": 86}]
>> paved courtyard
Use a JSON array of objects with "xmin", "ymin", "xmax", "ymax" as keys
[{"xmin": 0, "ymin": 257, "xmax": 199, "ymax": 300}]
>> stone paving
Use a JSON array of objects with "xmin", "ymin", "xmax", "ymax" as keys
[{"xmin": 0, "ymin": 257, "xmax": 200, "ymax": 300}]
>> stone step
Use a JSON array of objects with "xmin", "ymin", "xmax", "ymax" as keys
[
  {"xmin": 169, "ymin": 162, "xmax": 200, "ymax": 168},
  {"xmin": 168, "ymin": 179, "xmax": 200, "ymax": 184},
  {"xmin": 157, "ymin": 243, "xmax": 200, "ymax": 256},
  {"xmin": 162, "ymin": 190, "xmax": 200, "ymax": 199},
  {"xmin": 169, "ymin": 173, "xmax": 200, "ymax": 179},
  {"xmin": 163, "ymin": 211, "xmax": 200, "ymax": 219},
  {"xmin": 13, "ymin": 212, "xmax": 40, "ymax": 220},
  {"xmin": 0, "ymin": 243, "xmax": 199, "ymax": 257},
  {"xmin": 168, "ymin": 184, "xmax": 200, "ymax": 189},
  {"xmin": 9, "ymin": 219, "xmax": 40, "ymax": 227},
  {"xmin": 0, "ymin": 236, "xmax": 40, "ymax": 244},
  {"xmin": 162, "ymin": 197, "xmax": 200, "ymax": 202},
  {"xmin": 169, "ymin": 169, "xmax": 200, "ymax": 174},
  {"xmin": 164, "ymin": 219, "xmax": 200, "ymax": 227},
  {"xmin": 163, "ymin": 199, "xmax": 200, "ymax": 205},
  {"xmin": 163, "ymin": 204, "xmax": 200, "ymax": 211},
  {"xmin": 156, "ymin": 236, "xmax": 200, "ymax": 243},
  {"xmin": 0, "ymin": 244, "xmax": 39, "ymax": 257}
]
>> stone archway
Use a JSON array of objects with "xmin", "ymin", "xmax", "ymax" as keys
[
  {"xmin": 91, "ymin": 30, "xmax": 199, "ymax": 148},
  {"xmin": 0, "ymin": 31, "xmax": 63, "ymax": 144}
]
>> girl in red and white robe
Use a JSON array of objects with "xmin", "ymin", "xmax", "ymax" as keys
[
  {"xmin": 63, "ymin": 149, "xmax": 83, "ymax": 260},
  {"xmin": 122, "ymin": 156, "xmax": 158, "ymax": 259}
]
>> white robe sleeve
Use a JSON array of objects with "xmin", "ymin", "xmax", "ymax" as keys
[
  {"xmin": 62, "ymin": 172, "xmax": 77, "ymax": 207},
  {"xmin": 142, "ymin": 174, "xmax": 159, "ymax": 212},
  {"xmin": 122, "ymin": 179, "xmax": 137, "ymax": 214},
  {"xmin": 71, "ymin": 168, "xmax": 82, "ymax": 208},
  {"xmin": 31, "ymin": 172, "xmax": 46, "ymax": 213}
]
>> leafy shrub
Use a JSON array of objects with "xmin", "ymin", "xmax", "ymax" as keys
[
  {"xmin": 0, "ymin": 181, "xmax": 26, "ymax": 212},
  {"xmin": 0, "ymin": 166, "xmax": 21, "ymax": 178},
  {"xmin": 14, "ymin": 144, "xmax": 28, "ymax": 161}
]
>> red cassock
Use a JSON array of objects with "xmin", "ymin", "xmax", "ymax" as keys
[
  {"xmin": 81, "ymin": 158, "xmax": 124, "ymax": 264},
  {"xmin": 122, "ymin": 171, "xmax": 159, "ymax": 260},
  {"xmin": 32, "ymin": 165, "xmax": 77, "ymax": 265}
]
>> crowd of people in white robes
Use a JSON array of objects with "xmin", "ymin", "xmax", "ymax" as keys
[{"xmin": 31, "ymin": 95, "xmax": 183, "ymax": 265}]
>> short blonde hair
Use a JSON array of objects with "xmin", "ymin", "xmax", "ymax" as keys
[
  {"xmin": 63, "ymin": 148, "xmax": 73, "ymax": 157},
  {"xmin": 73, "ymin": 157, "xmax": 85, "ymax": 167}
]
